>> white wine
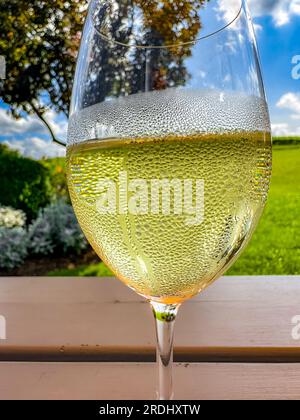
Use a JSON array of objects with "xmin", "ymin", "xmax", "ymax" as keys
[
  {"xmin": 67, "ymin": 132, "xmax": 271, "ymax": 303},
  {"xmin": 69, "ymin": 1, "xmax": 273, "ymax": 399}
]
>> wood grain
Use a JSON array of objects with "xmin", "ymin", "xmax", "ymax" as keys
[
  {"xmin": 0, "ymin": 362, "xmax": 300, "ymax": 400},
  {"xmin": 0, "ymin": 276, "xmax": 300, "ymax": 361}
]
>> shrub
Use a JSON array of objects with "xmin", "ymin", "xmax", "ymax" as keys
[
  {"xmin": 41, "ymin": 157, "xmax": 70, "ymax": 203},
  {"xmin": 28, "ymin": 200, "xmax": 88, "ymax": 256},
  {"xmin": 0, "ymin": 206, "xmax": 26, "ymax": 228},
  {"xmin": 0, "ymin": 227, "xmax": 28, "ymax": 269},
  {"xmin": 0, "ymin": 144, "xmax": 52, "ymax": 222}
]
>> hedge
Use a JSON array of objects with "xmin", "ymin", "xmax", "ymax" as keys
[{"xmin": 0, "ymin": 144, "xmax": 52, "ymax": 221}]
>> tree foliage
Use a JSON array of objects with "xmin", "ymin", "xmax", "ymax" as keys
[
  {"xmin": 0, "ymin": 0, "xmax": 89, "ymax": 144},
  {"xmin": 41, "ymin": 157, "xmax": 70, "ymax": 203},
  {"xmin": 81, "ymin": 0, "xmax": 208, "ymax": 107},
  {"xmin": 0, "ymin": 0, "xmax": 209, "ymax": 143}
]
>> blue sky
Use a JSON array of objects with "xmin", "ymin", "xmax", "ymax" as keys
[
  {"xmin": 255, "ymin": 8, "xmax": 300, "ymax": 136},
  {"xmin": 0, "ymin": 0, "xmax": 300, "ymax": 158}
]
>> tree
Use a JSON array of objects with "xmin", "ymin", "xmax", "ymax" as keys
[
  {"xmin": 0, "ymin": 0, "xmax": 209, "ymax": 144},
  {"xmin": 82, "ymin": 0, "xmax": 209, "ymax": 108},
  {"xmin": 0, "ymin": 0, "xmax": 89, "ymax": 146}
]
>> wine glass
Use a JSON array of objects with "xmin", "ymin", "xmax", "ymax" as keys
[{"xmin": 67, "ymin": 0, "xmax": 272, "ymax": 400}]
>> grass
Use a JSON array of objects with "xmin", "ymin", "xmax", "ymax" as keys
[
  {"xmin": 48, "ymin": 262, "xmax": 113, "ymax": 277},
  {"xmin": 227, "ymin": 143, "xmax": 300, "ymax": 275},
  {"xmin": 49, "ymin": 140, "xmax": 300, "ymax": 277}
]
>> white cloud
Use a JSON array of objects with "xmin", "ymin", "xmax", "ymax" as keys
[
  {"xmin": 248, "ymin": 0, "xmax": 300, "ymax": 27},
  {"xmin": 291, "ymin": 1, "xmax": 300, "ymax": 14},
  {"xmin": 253, "ymin": 23, "xmax": 263, "ymax": 33},
  {"xmin": 217, "ymin": 0, "xmax": 300, "ymax": 34},
  {"xmin": 216, "ymin": 0, "xmax": 242, "ymax": 25},
  {"xmin": 0, "ymin": 108, "xmax": 67, "ymax": 142},
  {"xmin": 0, "ymin": 106, "xmax": 67, "ymax": 158},
  {"xmin": 3, "ymin": 137, "xmax": 65, "ymax": 159},
  {"xmin": 276, "ymin": 92, "xmax": 300, "ymax": 119},
  {"xmin": 0, "ymin": 108, "xmax": 43, "ymax": 135},
  {"xmin": 271, "ymin": 123, "xmax": 300, "ymax": 136},
  {"xmin": 271, "ymin": 123, "xmax": 287, "ymax": 136},
  {"xmin": 272, "ymin": 92, "xmax": 300, "ymax": 136},
  {"xmin": 45, "ymin": 109, "xmax": 68, "ymax": 140}
]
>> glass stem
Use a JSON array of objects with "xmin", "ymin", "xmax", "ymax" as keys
[{"xmin": 151, "ymin": 301, "xmax": 180, "ymax": 400}]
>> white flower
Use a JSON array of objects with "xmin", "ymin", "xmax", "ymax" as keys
[{"xmin": 0, "ymin": 207, "xmax": 26, "ymax": 228}]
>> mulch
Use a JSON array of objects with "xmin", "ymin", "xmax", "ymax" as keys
[{"xmin": 0, "ymin": 248, "xmax": 100, "ymax": 276}]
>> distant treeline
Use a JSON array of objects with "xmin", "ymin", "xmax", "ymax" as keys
[{"xmin": 273, "ymin": 136, "xmax": 300, "ymax": 145}]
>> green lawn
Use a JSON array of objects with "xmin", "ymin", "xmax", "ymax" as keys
[
  {"xmin": 227, "ymin": 144, "xmax": 300, "ymax": 275},
  {"xmin": 49, "ymin": 143, "xmax": 300, "ymax": 277}
]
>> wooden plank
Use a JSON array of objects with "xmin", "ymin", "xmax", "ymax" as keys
[
  {"xmin": 0, "ymin": 362, "xmax": 300, "ymax": 400},
  {"xmin": 0, "ymin": 276, "xmax": 300, "ymax": 361}
]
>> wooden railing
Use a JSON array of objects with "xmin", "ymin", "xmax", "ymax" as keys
[{"xmin": 0, "ymin": 276, "xmax": 300, "ymax": 399}]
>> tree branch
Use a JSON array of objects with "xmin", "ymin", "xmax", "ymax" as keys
[{"xmin": 29, "ymin": 101, "xmax": 66, "ymax": 147}]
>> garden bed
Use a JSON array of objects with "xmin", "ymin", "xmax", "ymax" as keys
[
  {"xmin": 1, "ymin": 141, "xmax": 299, "ymax": 277},
  {"xmin": 0, "ymin": 249, "xmax": 100, "ymax": 277}
]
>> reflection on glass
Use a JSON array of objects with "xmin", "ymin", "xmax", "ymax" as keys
[{"xmin": 73, "ymin": 0, "xmax": 256, "ymax": 109}]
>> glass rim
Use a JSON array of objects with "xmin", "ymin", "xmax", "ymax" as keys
[{"xmin": 91, "ymin": 0, "xmax": 244, "ymax": 50}]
